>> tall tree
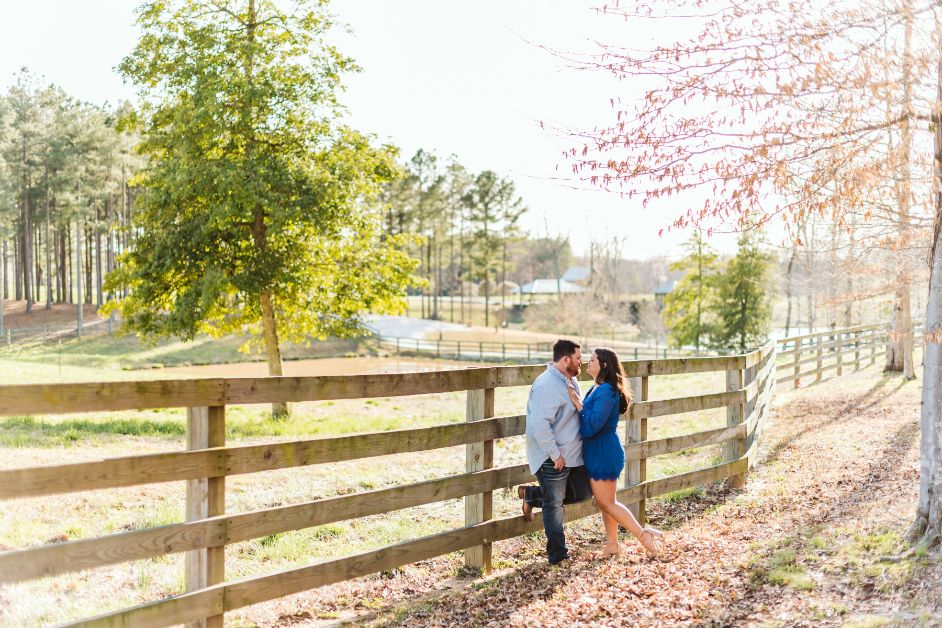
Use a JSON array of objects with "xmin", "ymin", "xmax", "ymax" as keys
[
  {"xmin": 0, "ymin": 97, "xmax": 10, "ymax": 330},
  {"xmin": 463, "ymin": 170, "xmax": 525, "ymax": 328},
  {"xmin": 663, "ymin": 229, "xmax": 719, "ymax": 351},
  {"xmin": 2, "ymin": 70, "xmax": 43, "ymax": 314},
  {"xmin": 711, "ymin": 232, "xmax": 774, "ymax": 352},
  {"xmin": 911, "ymin": 31, "xmax": 942, "ymax": 549},
  {"xmin": 109, "ymin": 0, "xmax": 419, "ymax": 417}
]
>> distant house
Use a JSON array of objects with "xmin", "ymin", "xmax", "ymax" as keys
[
  {"xmin": 520, "ymin": 279, "xmax": 586, "ymax": 296},
  {"xmin": 561, "ymin": 266, "xmax": 591, "ymax": 285},
  {"xmin": 653, "ymin": 279, "xmax": 677, "ymax": 310}
]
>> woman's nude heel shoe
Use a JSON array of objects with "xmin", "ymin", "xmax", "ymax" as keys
[
  {"xmin": 602, "ymin": 540, "xmax": 622, "ymax": 557},
  {"xmin": 638, "ymin": 528, "xmax": 662, "ymax": 557}
]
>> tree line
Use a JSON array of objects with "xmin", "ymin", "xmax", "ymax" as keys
[
  {"xmin": 382, "ymin": 149, "xmax": 529, "ymax": 327},
  {"xmin": 663, "ymin": 230, "xmax": 773, "ymax": 353},
  {"xmin": 0, "ymin": 70, "xmax": 139, "ymax": 326}
]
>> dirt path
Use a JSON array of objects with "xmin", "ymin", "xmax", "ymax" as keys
[{"xmin": 244, "ymin": 365, "xmax": 941, "ymax": 627}]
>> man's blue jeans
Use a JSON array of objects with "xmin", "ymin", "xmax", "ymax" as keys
[{"xmin": 524, "ymin": 460, "xmax": 592, "ymax": 564}]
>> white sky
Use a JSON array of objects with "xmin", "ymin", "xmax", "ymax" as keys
[{"xmin": 0, "ymin": 0, "xmax": 744, "ymax": 259}]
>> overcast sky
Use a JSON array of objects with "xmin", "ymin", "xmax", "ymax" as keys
[{"xmin": 0, "ymin": 0, "xmax": 745, "ymax": 259}]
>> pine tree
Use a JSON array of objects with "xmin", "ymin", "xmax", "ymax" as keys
[
  {"xmin": 663, "ymin": 230, "xmax": 719, "ymax": 351},
  {"xmin": 710, "ymin": 232, "xmax": 774, "ymax": 352}
]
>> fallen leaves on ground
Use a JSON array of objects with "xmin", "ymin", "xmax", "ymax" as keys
[{"xmin": 244, "ymin": 372, "xmax": 942, "ymax": 626}]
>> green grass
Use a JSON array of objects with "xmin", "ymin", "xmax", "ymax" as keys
[
  {"xmin": 0, "ymin": 331, "xmax": 369, "ymax": 372},
  {"xmin": 657, "ymin": 486, "xmax": 705, "ymax": 503},
  {"xmin": 745, "ymin": 542, "xmax": 814, "ymax": 591}
]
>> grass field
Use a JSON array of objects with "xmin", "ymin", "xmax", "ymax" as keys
[{"xmin": 0, "ymin": 331, "xmax": 743, "ymax": 626}]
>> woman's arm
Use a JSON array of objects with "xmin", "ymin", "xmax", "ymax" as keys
[{"xmin": 578, "ymin": 385, "xmax": 617, "ymax": 438}]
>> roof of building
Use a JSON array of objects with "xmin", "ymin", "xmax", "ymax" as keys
[
  {"xmin": 561, "ymin": 266, "xmax": 591, "ymax": 282},
  {"xmin": 654, "ymin": 279, "xmax": 677, "ymax": 295},
  {"xmin": 520, "ymin": 279, "xmax": 586, "ymax": 294}
]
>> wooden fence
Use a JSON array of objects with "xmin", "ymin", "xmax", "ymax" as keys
[
  {"xmin": 376, "ymin": 335, "xmax": 696, "ymax": 363},
  {"xmin": 775, "ymin": 325, "xmax": 894, "ymax": 389},
  {"xmin": 0, "ymin": 323, "xmax": 894, "ymax": 627}
]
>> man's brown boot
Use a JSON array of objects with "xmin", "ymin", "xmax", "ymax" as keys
[{"xmin": 518, "ymin": 485, "xmax": 534, "ymax": 522}]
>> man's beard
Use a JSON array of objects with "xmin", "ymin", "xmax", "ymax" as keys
[{"xmin": 567, "ymin": 360, "xmax": 581, "ymax": 377}]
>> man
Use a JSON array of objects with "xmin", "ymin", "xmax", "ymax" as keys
[{"xmin": 519, "ymin": 339, "xmax": 593, "ymax": 565}]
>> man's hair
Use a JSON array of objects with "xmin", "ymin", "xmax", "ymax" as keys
[{"xmin": 552, "ymin": 339, "xmax": 581, "ymax": 362}]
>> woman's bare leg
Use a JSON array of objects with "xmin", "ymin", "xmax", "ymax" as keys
[
  {"xmin": 590, "ymin": 478, "xmax": 658, "ymax": 554},
  {"xmin": 602, "ymin": 512, "xmax": 619, "ymax": 543}
]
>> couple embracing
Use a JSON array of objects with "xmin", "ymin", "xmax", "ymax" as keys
[{"xmin": 518, "ymin": 339, "xmax": 662, "ymax": 564}]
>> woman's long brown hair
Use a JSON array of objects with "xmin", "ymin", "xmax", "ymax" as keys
[{"xmin": 593, "ymin": 347, "xmax": 632, "ymax": 414}]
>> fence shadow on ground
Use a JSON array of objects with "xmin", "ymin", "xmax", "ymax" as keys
[{"xmin": 762, "ymin": 371, "xmax": 910, "ymax": 468}]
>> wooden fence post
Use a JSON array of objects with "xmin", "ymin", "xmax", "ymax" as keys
[
  {"xmin": 854, "ymin": 330, "xmax": 861, "ymax": 370},
  {"xmin": 745, "ymin": 348, "xmax": 774, "ymax": 463},
  {"xmin": 626, "ymin": 376, "xmax": 645, "ymax": 522},
  {"xmin": 836, "ymin": 332, "xmax": 843, "ymax": 377},
  {"xmin": 793, "ymin": 339, "xmax": 801, "ymax": 389},
  {"xmin": 464, "ymin": 387, "xmax": 494, "ymax": 572},
  {"xmin": 185, "ymin": 405, "xmax": 225, "ymax": 628},
  {"xmin": 816, "ymin": 335, "xmax": 823, "ymax": 382},
  {"xmin": 870, "ymin": 329, "xmax": 876, "ymax": 365},
  {"xmin": 726, "ymin": 362, "xmax": 746, "ymax": 488}
]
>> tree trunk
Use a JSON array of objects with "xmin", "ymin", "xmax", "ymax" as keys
[
  {"xmin": 22, "ymin": 178, "xmax": 32, "ymax": 314},
  {"xmin": 899, "ymin": 1, "xmax": 916, "ymax": 380},
  {"xmin": 448, "ymin": 232, "xmax": 458, "ymax": 323},
  {"xmin": 2, "ymin": 240, "xmax": 7, "ymax": 300},
  {"xmin": 76, "ymin": 219, "xmax": 83, "ymax": 335},
  {"xmin": 784, "ymin": 246, "xmax": 796, "ymax": 336},
  {"xmin": 844, "ymin": 225, "xmax": 855, "ymax": 328},
  {"xmin": 805, "ymin": 221, "xmax": 815, "ymax": 333},
  {"xmin": 66, "ymin": 221, "xmax": 73, "ymax": 304},
  {"xmin": 910, "ymin": 36, "xmax": 942, "ymax": 546},
  {"xmin": 260, "ymin": 289, "xmax": 288, "ymax": 417},
  {"xmin": 95, "ymin": 208, "xmax": 103, "ymax": 307},
  {"xmin": 0, "ymin": 242, "xmax": 4, "ymax": 332},
  {"xmin": 84, "ymin": 225, "xmax": 93, "ymax": 305},
  {"xmin": 106, "ymin": 197, "xmax": 114, "ymax": 276},
  {"xmin": 501, "ymin": 239, "xmax": 507, "ymax": 319},
  {"xmin": 428, "ymin": 235, "xmax": 436, "ymax": 319},
  {"xmin": 696, "ymin": 232, "xmax": 703, "ymax": 351},
  {"xmin": 53, "ymin": 224, "xmax": 61, "ymax": 303},
  {"xmin": 59, "ymin": 226, "xmax": 67, "ymax": 304},
  {"xmin": 484, "ymin": 266, "xmax": 490, "ymax": 328},
  {"xmin": 44, "ymin": 175, "xmax": 52, "ymax": 309},
  {"xmin": 435, "ymin": 238, "xmax": 442, "ymax": 322},
  {"xmin": 34, "ymin": 220, "xmax": 41, "ymax": 305},
  {"xmin": 887, "ymin": 291, "xmax": 906, "ymax": 371}
]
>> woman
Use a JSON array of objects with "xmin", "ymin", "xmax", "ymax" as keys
[{"xmin": 566, "ymin": 347, "xmax": 663, "ymax": 558}]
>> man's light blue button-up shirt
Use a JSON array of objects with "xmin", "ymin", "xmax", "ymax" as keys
[{"xmin": 525, "ymin": 363, "xmax": 584, "ymax": 475}]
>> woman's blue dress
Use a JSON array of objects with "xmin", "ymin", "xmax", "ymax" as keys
[{"xmin": 578, "ymin": 382, "xmax": 625, "ymax": 481}]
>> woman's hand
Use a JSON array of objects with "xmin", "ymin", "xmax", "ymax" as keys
[{"xmin": 567, "ymin": 385, "xmax": 583, "ymax": 412}]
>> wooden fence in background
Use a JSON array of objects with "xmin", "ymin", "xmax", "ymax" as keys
[
  {"xmin": 775, "ymin": 325, "xmax": 897, "ymax": 389},
  {"xmin": 376, "ymin": 335, "xmax": 696, "ymax": 362},
  {"xmin": 0, "ymin": 323, "xmax": 894, "ymax": 627}
]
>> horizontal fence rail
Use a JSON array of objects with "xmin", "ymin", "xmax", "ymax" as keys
[
  {"xmin": 774, "ymin": 325, "xmax": 913, "ymax": 389},
  {"xmin": 375, "ymin": 335, "xmax": 713, "ymax": 363},
  {"xmin": 0, "ymin": 324, "xmax": 893, "ymax": 627}
]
